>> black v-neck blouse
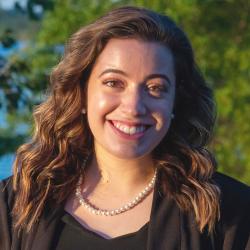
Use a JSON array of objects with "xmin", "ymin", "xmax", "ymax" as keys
[
  {"xmin": 53, "ymin": 212, "xmax": 149, "ymax": 250},
  {"xmin": 1, "ymin": 172, "xmax": 250, "ymax": 250}
]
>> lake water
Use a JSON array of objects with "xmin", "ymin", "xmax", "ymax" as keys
[
  {"xmin": 0, "ymin": 111, "xmax": 27, "ymax": 180},
  {"xmin": 0, "ymin": 40, "xmax": 27, "ymax": 180},
  {"xmin": 0, "ymin": 40, "xmax": 27, "ymax": 57},
  {"xmin": 0, "ymin": 153, "xmax": 15, "ymax": 180}
]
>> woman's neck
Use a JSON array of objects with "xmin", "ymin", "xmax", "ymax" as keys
[{"xmin": 84, "ymin": 149, "xmax": 155, "ymax": 196}]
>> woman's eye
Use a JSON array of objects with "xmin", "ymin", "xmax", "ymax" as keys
[
  {"xmin": 103, "ymin": 80, "xmax": 123, "ymax": 88},
  {"xmin": 148, "ymin": 85, "xmax": 168, "ymax": 97}
]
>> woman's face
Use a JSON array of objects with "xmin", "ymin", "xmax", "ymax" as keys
[{"xmin": 86, "ymin": 38, "xmax": 175, "ymax": 160}]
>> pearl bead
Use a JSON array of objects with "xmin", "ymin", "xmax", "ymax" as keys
[{"xmin": 76, "ymin": 168, "xmax": 157, "ymax": 216}]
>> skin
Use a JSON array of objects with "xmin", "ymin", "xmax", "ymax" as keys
[
  {"xmin": 87, "ymin": 38, "xmax": 175, "ymax": 161},
  {"xmin": 65, "ymin": 38, "xmax": 176, "ymax": 239}
]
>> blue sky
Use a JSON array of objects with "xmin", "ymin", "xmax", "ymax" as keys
[{"xmin": 0, "ymin": 0, "xmax": 27, "ymax": 10}]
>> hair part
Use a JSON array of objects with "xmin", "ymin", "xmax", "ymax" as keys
[{"xmin": 13, "ymin": 6, "xmax": 220, "ymax": 234}]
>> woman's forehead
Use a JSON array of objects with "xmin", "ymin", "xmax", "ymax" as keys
[{"xmin": 91, "ymin": 38, "xmax": 175, "ymax": 79}]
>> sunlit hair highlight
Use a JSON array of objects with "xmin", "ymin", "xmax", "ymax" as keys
[{"xmin": 12, "ymin": 6, "xmax": 220, "ymax": 234}]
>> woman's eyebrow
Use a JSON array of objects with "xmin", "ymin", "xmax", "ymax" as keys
[
  {"xmin": 98, "ymin": 69, "xmax": 171, "ymax": 85},
  {"xmin": 98, "ymin": 68, "xmax": 128, "ymax": 78},
  {"xmin": 145, "ymin": 74, "xmax": 171, "ymax": 85}
]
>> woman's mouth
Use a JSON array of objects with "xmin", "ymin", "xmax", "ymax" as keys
[
  {"xmin": 112, "ymin": 121, "xmax": 147, "ymax": 135},
  {"xmin": 108, "ymin": 120, "xmax": 151, "ymax": 139}
]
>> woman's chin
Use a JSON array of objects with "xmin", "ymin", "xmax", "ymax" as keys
[{"xmin": 105, "ymin": 146, "xmax": 152, "ymax": 160}]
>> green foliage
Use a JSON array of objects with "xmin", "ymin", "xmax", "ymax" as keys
[{"xmin": 1, "ymin": 0, "xmax": 250, "ymax": 184}]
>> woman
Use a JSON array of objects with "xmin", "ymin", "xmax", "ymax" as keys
[{"xmin": 0, "ymin": 6, "xmax": 249, "ymax": 250}]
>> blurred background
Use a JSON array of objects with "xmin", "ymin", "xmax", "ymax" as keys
[{"xmin": 0, "ymin": 0, "xmax": 249, "ymax": 184}]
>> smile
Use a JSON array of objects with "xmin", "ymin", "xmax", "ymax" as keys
[
  {"xmin": 112, "ymin": 121, "xmax": 147, "ymax": 135},
  {"xmin": 108, "ymin": 120, "xmax": 151, "ymax": 139}
]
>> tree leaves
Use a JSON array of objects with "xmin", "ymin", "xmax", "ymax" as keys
[{"xmin": 1, "ymin": 0, "xmax": 249, "ymax": 184}]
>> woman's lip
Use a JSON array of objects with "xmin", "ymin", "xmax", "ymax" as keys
[
  {"xmin": 109, "ymin": 119, "xmax": 152, "ymax": 127},
  {"xmin": 107, "ymin": 120, "xmax": 149, "ymax": 140}
]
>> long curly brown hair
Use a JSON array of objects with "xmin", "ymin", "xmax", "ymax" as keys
[{"xmin": 12, "ymin": 6, "xmax": 220, "ymax": 234}]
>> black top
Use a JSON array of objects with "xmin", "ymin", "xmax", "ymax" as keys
[
  {"xmin": 53, "ymin": 212, "xmax": 148, "ymax": 250},
  {"xmin": 0, "ymin": 172, "xmax": 250, "ymax": 250}
]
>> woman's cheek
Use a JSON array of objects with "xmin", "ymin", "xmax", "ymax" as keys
[
  {"xmin": 88, "ymin": 91, "xmax": 119, "ymax": 120},
  {"xmin": 153, "ymin": 104, "xmax": 173, "ymax": 131}
]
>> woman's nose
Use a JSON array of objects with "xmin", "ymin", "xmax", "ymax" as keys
[{"xmin": 120, "ymin": 87, "xmax": 147, "ymax": 116}]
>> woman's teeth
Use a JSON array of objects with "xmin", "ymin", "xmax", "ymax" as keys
[{"xmin": 112, "ymin": 121, "xmax": 146, "ymax": 135}]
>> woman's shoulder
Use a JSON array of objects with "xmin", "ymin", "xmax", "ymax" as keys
[
  {"xmin": 0, "ymin": 176, "xmax": 15, "ymax": 249},
  {"xmin": 212, "ymin": 172, "xmax": 250, "ymax": 238},
  {"xmin": 213, "ymin": 171, "xmax": 250, "ymax": 212},
  {"xmin": 213, "ymin": 171, "xmax": 250, "ymax": 204},
  {"xmin": 0, "ymin": 175, "xmax": 15, "ymax": 209}
]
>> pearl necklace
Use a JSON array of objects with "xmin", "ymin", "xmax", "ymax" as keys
[{"xmin": 76, "ymin": 169, "xmax": 157, "ymax": 216}]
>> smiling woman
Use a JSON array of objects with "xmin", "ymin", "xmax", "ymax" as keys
[
  {"xmin": 0, "ymin": 6, "xmax": 249, "ymax": 250},
  {"xmin": 87, "ymin": 39, "xmax": 175, "ymax": 159}
]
